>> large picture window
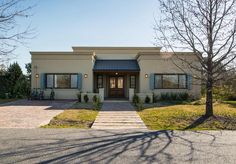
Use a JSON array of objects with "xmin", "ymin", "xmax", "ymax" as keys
[
  {"xmin": 154, "ymin": 74, "xmax": 187, "ymax": 89},
  {"xmin": 46, "ymin": 74, "xmax": 78, "ymax": 89}
]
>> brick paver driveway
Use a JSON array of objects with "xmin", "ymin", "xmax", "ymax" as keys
[{"xmin": 0, "ymin": 100, "xmax": 74, "ymax": 128}]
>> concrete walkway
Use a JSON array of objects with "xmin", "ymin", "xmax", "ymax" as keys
[{"xmin": 92, "ymin": 101, "xmax": 147, "ymax": 129}]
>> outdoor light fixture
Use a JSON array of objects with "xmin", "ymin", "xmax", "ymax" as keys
[
  {"xmin": 145, "ymin": 74, "xmax": 148, "ymax": 78},
  {"xmin": 35, "ymin": 74, "xmax": 39, "ymax": 78},
  {"xmin": 115, "ymin": 72, "xmax": 118, "ymax": 75},
  {"xmin": 84, "ymin": 74, "xmax": 88, "ymax": 78}
]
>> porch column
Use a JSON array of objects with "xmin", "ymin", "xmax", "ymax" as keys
[
  {"xmin": 99, "ymin": 88, "xmax": 104, "ymax": 102},
  {"xmin": 129, "ymin": 88, "xmax": 134, "ymax": 102}
]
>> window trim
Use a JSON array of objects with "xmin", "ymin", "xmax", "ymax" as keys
[
  {"xmin": 154, "ymin": 73, "xmax": 187, "ymax": 89},
  {"xmin": 97, "ymin": 75, "xmax": 103, "ymax": 89},
  {"xmin": 45, "ymin": 73, "xmax": 78, "ymax": 89},
  {"xmin": 130, "ymin": 75, "xmax": 136, "ymax": 89}
]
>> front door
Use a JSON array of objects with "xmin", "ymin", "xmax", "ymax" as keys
[{"xmin": 109, "ymin": 76, "xmax": 124, "ymax": 98}]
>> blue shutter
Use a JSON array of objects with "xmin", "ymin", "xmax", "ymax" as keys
[
  {"xmin": 149, "ymin": 73, "xmax": 155, "ymax": 90},
  {"xmin": 40, "ymin": 73, "xmax": 45, "ymax": 89},
  {"xmin": 77, "ymin": 73, "xmax": 82, "ymax": 90},
  {"xmin": 187, "ymin": 74, "xmax": 192, "ymax": 90}
]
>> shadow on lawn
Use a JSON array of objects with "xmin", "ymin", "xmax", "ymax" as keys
[
  {"xmin": 184, "ymin": 116, "xmax": 210, "ymax": 130},
  {"xmin": 0, "ymin": 130, "xmax": 220, "ymax": 163}
]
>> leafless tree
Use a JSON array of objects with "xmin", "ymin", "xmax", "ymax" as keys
[
  {"xmin": 155, "ymin": 0, "xmax": 236, "ymax": 116},
  {"xmin": 0, "ymin": 0, "xmax": 34, "ymax": 64}
]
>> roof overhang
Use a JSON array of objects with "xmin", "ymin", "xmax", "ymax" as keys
[{"xmin": 93, "ymin": 60, "xmax": 140, "ymax": 72}]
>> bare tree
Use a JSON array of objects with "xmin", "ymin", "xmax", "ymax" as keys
[
  {"xmin": 0, "ymin": 0, "xmax": 34, "ymax": 64},
  {"xmin": 155, "ymin": 0, "xmax": 236, "ymax": 116}
]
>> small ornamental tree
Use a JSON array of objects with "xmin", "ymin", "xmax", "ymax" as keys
[{"xmin": 155, "ymin": 0, "xmax": 236, "ymax": 117}]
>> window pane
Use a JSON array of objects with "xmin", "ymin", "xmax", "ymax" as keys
[
  {"xmin": 118, "ymin": 77, "xmax": 123, "ymax": 88},
  {"xmin": 179, "ymin": 75, "xmax": 187, "ymax": 88},
  {"xmin": 71, "ymin": 75, "xmax": 77, "ymax": 88},
  {"xmin": 97, "ymin": 75, "xmax": 103, "ymax": 88},
  {"xmin": 110, "ymin": 77, "xmax": 116, "ymax": 88},
  {"xmin": 163, "ymin": 75, "xmax": 178, "ymax": 88},
  {"xmin": 46, "ymin": 75, "xmax": 54, "ymax": 88},
  {"xmin": 55, "ymin": 75, "xmax": 70, "ymax": 88},
  {"xmin": 130, "ymin": 76, "xmax": 136, "ymax": 88},
  {"xmin": 154, "ymin": 75, "xmax": 162, "ymax": 88}
]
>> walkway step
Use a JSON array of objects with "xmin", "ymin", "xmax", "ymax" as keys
[{"xmin": 92, "ymin": 102, "xmax": 147, "ymax": 130}]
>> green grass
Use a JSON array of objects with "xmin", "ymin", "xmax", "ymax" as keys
[
  {"xmin": 42, "ymin": 109, "xmax": 99, "ymax": 128},
  {"xmin": 137, "ymin": 101, "xmax": 236, "ymax": 130},
  {"xmin": 0, "ymin": 99, "xmax": 17, "ymax": 104},
  {"xmin": 42, "ymin": 101, "xmax": 101, "ymax": 128}
]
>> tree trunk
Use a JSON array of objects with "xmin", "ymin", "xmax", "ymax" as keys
[{"xmin": 205, "ymin": 79, "xmax": 213, "ymax": 117}]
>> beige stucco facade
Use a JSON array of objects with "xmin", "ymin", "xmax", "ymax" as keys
[{"xmin": 31, "ymin": 47, "xmax": 201, "ymax": 101}]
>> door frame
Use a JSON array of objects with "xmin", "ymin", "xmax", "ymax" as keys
[{"xmin": 108, "ymin": 75, "xmax": 125, "ymax": 98}]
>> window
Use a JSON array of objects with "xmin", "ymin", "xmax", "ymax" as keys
[
  {"xmin": 97, "ymin": 75, "xmax": 103, "ymax": 88},
  {"xmin": 110, "ymin": 77, "xmax": 116, "ymax": 88},
  {"xmin": 46, "ymin": 74, "xmax": 77, "ymax": 89},
  {"xmin": 154, "ymin": 74, "xmax": 187, "ymax": 89},
  {"xmin": 130, "ymin": 75, "xmax": 136, "ymax": 88},
  {"xmin": 117, "ymin": 77, "xmax": 123, "ymax": 89},
  {"xmin": 163, "ymin": 75, "xmax": 178, "ymax": 88}
]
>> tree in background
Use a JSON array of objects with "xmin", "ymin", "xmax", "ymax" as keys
[
  {"xmin": 155, "ymin": 0, "xmax": 236, "ymax": 117},
  {"xmin": 4, "ymin": 62, "xmax": 30, "ymax": 98},
  {"xmin": 0, "ymin": 0, "xmax": 34, "ymax": 64}
]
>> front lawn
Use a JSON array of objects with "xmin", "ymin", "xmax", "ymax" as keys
[
  {"xmin": 42, "ymin": 102, "xmax": 101, "ymax": 128},
  {"xmin": 0, "ymin": 99, "xmax": 17, "ymax": 104},
  {"xmin": 137, "ymin": 101, "xmax": 236, "ymax": 130}
]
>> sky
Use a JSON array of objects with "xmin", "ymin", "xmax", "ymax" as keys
[{"xmin": 11, "ymin": 0, "xmax": 160, "ymax": 73}]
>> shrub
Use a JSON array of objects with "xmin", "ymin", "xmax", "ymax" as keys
[
  {"xmin": 153, "ymin": 94, "xmax": 158, "ymax": 103},
  {"xmin": 93, "ymin": 96, "xmax": 101, "ymax": 110},
  {"xmin": 179, "ymin": 92, "xmax": 189, "ymax": 101},
  {"xmin": 145, "ymin": 95, "xmax": 151, "ymax": 103},
  {"xmin": 93, "ymin": 95, "xmax": 97, "ymax": 103},
  {"xmin": 170, "ymin": 93, "xmax": 177, "ymax": 100},
  {"xmin": 132, "ymin": 94, "xmax": 140, "ymax": 105},
  {"xmin": 77, "ymin": 92, "xmax": 81, "ymax": 102},
  {"xmin": 160, "ymin": 92, "xmax": 189, "ymax": 101},
  {"xmin": 160, "ymin": 93, "xmax": 170, "ymax": 101},
  {"xmin": 84, "ymin": 94, "xmax": 89, "ymax": 103},
  {"xmin": 136, "ymin": 101, "xmax": 144, "ymax": 111}
]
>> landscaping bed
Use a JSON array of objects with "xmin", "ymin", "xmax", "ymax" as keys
[
  {"xmin": 0, "ymin": 99, "xmax": 17, "ymax": 105},
  {"xmin": 42, "ymin": 102, "xmax": 101, "ymax": 128},
  {"xmin": 137, "ymin": 101, "xmax": 236, "ymax": 130}
]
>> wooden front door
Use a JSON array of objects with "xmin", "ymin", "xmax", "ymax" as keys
[{"xmin": 109, "ymin": 76, "xmax": 124, "ymax": 98}]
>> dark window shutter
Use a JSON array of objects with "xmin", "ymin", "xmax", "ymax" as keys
[
  {"xmin": 40, "ymin": 73, "xmax": 45, "ymax": 89},
  {"xmin": 149, "ymin": 73, "xmax": 154, "ymax": 90},
  {"xmin": 187, "ymin": 74, "xmax": 192, "ymax": 90},
  {"xmin": 77, "ymin": 73, "xmax": 82, "ymax": 90}
]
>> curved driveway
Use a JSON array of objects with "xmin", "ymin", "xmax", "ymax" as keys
[{"xmin": 0, "ymin": 100, "xmax": 74, "ymax": 128}]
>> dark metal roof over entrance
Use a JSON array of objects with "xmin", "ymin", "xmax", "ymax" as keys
[{"xmin": 93, "ymin": 60, "xmax": 140, "ymax": 72}]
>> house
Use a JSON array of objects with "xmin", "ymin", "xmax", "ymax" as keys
[{"xmin": 30, "ymin": 46, "xmax": 201, "ymax": 102}]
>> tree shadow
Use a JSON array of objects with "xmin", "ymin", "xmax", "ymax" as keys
[
  {"xmin": 0, "ymin": 129, "xmax": 221, "ymax": 164},
  {"xmin": 184, "ymin": 115, "xmax": 209, "ymax": 130}
]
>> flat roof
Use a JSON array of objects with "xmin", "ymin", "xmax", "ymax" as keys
[{"xmin": 72, "ymin": 46, "xmax": 162, "ymax": 51}]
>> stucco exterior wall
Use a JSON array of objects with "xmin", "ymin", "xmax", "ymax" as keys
[
  {"xmin": 31, "ymin": 53, "xmax": 93, "ymax": 99},
  {"xmin": 138, "ymin": 53, "xmax": 201, "ymax": 99},
  {"xmin": 30, "ymin": 47, "xmax": 201, "ymax": 100}
]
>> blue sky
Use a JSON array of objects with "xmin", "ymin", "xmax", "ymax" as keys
[{"xmin": 13, "ymin": 0, "xmax": 160, "ymax": 73}]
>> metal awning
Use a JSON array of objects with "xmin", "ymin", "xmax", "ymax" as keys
[{"xmin": 93, "ymin": 60, "xmax": 140, "ymax": 72}]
